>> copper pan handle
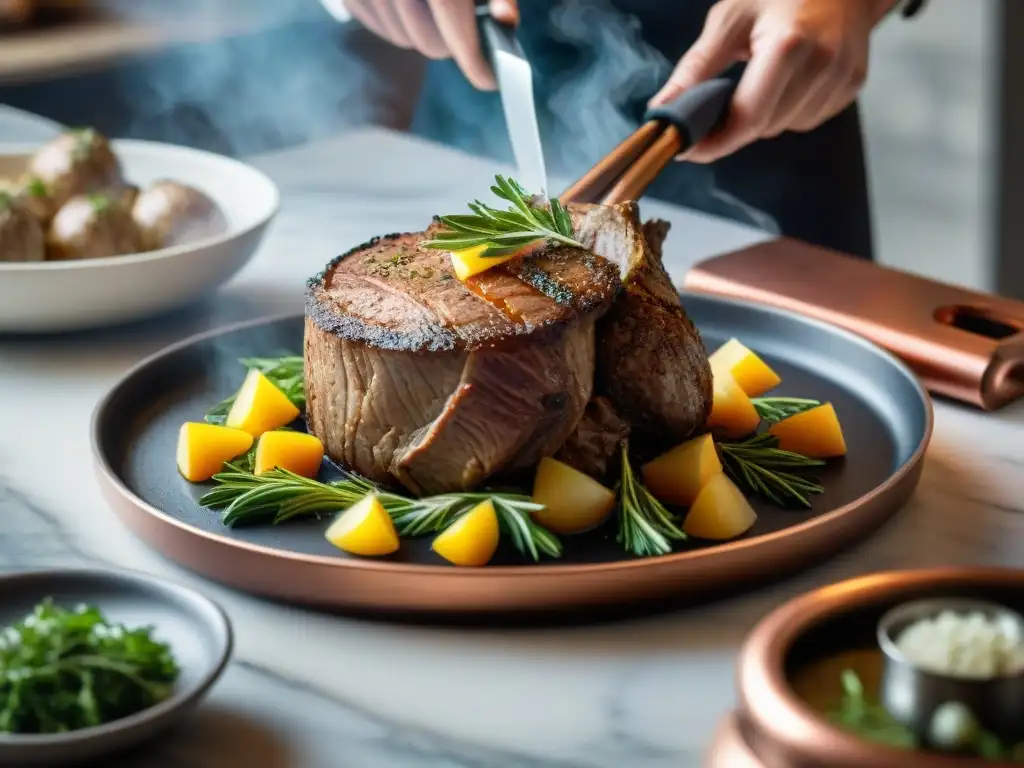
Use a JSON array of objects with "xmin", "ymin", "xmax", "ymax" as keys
[{"xmin": 560, "ymin": 78, "xmax": 736, "ymax": 206}]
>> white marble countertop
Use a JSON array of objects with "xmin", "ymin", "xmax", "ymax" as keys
[{"xmin": 2, "ymin": 107, "xmax": 1024, "ymax": 768}]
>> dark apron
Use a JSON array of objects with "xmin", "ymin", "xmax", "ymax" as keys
[{"xmin": 409, "ymin": 0, "xmax": 874, "ymax": 260}]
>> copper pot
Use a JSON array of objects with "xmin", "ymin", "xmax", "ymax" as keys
[
  {"xmin": 707, "ymin": 568, "xmax": 1024, "ymax": 768},
  {"xmin": 0, "ymin": 0, "xmax": 34, "ymax": 27}
]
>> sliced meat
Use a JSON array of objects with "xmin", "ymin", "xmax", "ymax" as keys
[
  {"xmin": 304, "ymin": 227, "xmax": 620, "ymax": 494},
  {"xmin": 571, "ymin": 202, "xmax": 713, "ymax": 451},
  {"xmin": 391, "ymin": 324, "xmax": 594, "ymax": 494},
  {"xmin": 554, "ymin": 396, "xmax": 631, "ymax": 480},
  {"xmin": 643, "ymin": 218, "xmax": 671, "ymax": 258}
]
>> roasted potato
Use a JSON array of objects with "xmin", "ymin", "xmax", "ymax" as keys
[
  {"xmin": 0, "ymin": 192, "xmax": 45, "ymax": 262},
  {"xmin": 118, "ymin": 184, "xmax": 140, "ymax": 211},
  {"xmin": 682, "ymin": 473, "xmax": 758, "ymax": 541},
  {"xmin": 176, "ymin": 422, "xmax": 254, "ymax": 483},
  {"xmin": 325, "ymin": 495, "xmax": 400, "ymax": 557},
  {"xmin": 132, "ymin": 180, "xmax": 225, "ymax": 250},
  {"xmin": 768, "ymin": 403, "xmax": 847, "ymax": 458},
  {"xmin": 14, "ymin": 176, "xmax": 56, "ymax": 223},
  {"xmin": 46, "ymin": 193, "xmax": 142, "ymax": 261},
  {"xmin": 27, "ymin": 129, "xmax": 125, "ymax": 212}
]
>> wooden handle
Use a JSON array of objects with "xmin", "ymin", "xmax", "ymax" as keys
[{"xmin": 560, "ymin": 78, "xmax": 735, "ymax": 206}]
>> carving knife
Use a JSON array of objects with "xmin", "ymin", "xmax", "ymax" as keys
[{"xmin": 476, "ymin": 2, "xmax": 549, "ymax": 199}]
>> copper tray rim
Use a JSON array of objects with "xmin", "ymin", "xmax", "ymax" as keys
[
  {"xmin": 737, "ymin": 567, "xmax": 1024, "ymax": 768},
  {"xmin": 89, "ymin": 295, "xmax": 934, "ymax": 612}
]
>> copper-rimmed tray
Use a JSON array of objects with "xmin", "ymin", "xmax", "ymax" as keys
[
  {"xmin": 708, "ymin": 568, "xmax": 1024, "ymax": 767},
  {"xmin": 91, "ymin": 294, "xmax": 932, "ymax": 618}
]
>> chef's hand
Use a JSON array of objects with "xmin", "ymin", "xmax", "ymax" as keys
[
  {"xmin": 341, "ymin": 0, "xmax": 518, "ymax": 90},
  {"xmin": 650, "ymin": 0, "xmax": 897, "ymax": 163}
]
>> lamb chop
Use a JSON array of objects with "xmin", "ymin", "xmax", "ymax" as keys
[
  {"xmin": 571, "ymin": 202, "xmax": 713, "ymax": 457},
  {"xmin": 304, "ymin": 223, "xmax": 620, "ymax": 496},
  {"xmin": 553, "ymin": 396, "xmax": 631, "ymax": 479}
]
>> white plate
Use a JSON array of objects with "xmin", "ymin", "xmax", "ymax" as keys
[{"xmin": 0, "ymin": 139, "xmax": 279, "ymax": 333}]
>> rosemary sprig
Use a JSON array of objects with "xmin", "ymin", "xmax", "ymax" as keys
[
  {"xmin": 199, "ymin": 467, "xmax": 562, "ymax": 561},
  {"xmin": 752, "ymin": 397, "xmax": 821, "ymax": 423},
  {"xmin": 205, "ymin": 355, "xmax": 304, "ymax": 425},
  {"xmin": 25, "ymin": 177, "xmax": 48, "ymax": 198},
  {"xmin": 421, "ymin": 175, "xmax": 583, "ymax": 258},
  {"xmin": 615, "ymin": 442, "xmax": 687, "ymax": 557},
  {"xmin": 718, "ymin": 434, "xmax": 825, "ymax": 508},
  {"xmin": 829, "ymin": 670, "xmax": 1024, "ymax": 759},
  {"xmin": 830, "ymin": 670, "xmax": 916, "ymax": 750}
]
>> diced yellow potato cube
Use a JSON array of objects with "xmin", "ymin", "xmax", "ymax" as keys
[
  {"xmin": 641, "ymin": 433, "xmax": 723, "ymax": 507},
  {"xmin": 682, "ymin": 473, "xmax": 758, "ymax": 540},
  {"xmin": 254, "ymin": 430, "xmax": 325, "ymax": 477},
  {"xmin": 449, "ymin": 244, "xmax": 516, "ymax": 281},
  {"xmin": 432, "ymin": 499, "xmax": 500, "ymax": 567},
  {"xmin": 449, "ymin": 242, "xmax": 538, "ymax": 281},
  {"xmin": 176, "ymin": 422, "xmax": 253, "ymax": 482},
  {"xmin": 225, "ymin": 369, "xmax": 300, "ymax": 437},
  {"xmin": 706, "ymin": 370, "xmax": 761, "ymax": 439},
  {"xmin": 709, "ymin": 338, "xmax": 781, "ymax": 397},
  {"xmin": 325, "ymin": 495, "xmax": 400, "ymax": 557},
  {"xmin": 531, "ymin": 457, "xmax": 616, "ymax": 534},
  {"xmin": 768, "ymin": 402, "xmax": 847, "ymax": 458}
]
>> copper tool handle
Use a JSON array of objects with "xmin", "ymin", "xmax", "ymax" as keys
[
  {"xmin": 561, "ymin": 78, "xmax": 735, "ymax": 206},
  {"xmin": 685, "ymin": 241, "xmax": 1024, "ymax": 410}
]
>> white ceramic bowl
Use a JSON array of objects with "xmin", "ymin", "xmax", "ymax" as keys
[{"xmin": 0, "ymin": 139, "xmax": 279, "ymax": 333}]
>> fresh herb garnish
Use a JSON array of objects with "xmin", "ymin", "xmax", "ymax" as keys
[
  {"xmin": 751, "ymin": 397, "xmax": 821, "ymax": 423},
  {"xmin": 25, "ymin": 177, "xmax": 48, "ymax": 198},
  {"xmin": 70, "ymin": 127, "xmax": 98, "ymax": 161},
  {"xmin": 422, "ymin": 175, "xmax": 583, "ymax": 258},
  {"xmin": 199, "ymin": 467, "xmax": 562, "ymax": 561},
  {"xmin": 86, "ymin": 193, "xmax": 111, "ymax": 213},
  {"xmin": 205, "ymin": 356, "xmax": 305, "ymax": 425},
  {"xmin": 0, "ymin": 600, "xmax": 179, "ymax": 735},
  {"xmin": 830, "ymin": 669, "xmax": 916, "ymax": 749},
  {"xmin": 718, "ymin": 433, "xmax": 824, "ymax": 508},
  {"xmin": 615, "ymin": 442, "xmax": 687, "ymax": 557},
  {"xmin": 831, "ymin": 670, "xmax": 1024, "ymax": 760}
]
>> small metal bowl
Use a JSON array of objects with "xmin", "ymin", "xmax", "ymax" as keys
[
  {"xmin": 716, "ymin": 567, "xmax": 1024, "ymax": 768},
  {"xmin": 877, "ymin": 597, "xmax": 1024, "ymax": 747}
]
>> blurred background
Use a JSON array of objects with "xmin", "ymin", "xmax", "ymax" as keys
[{"xmin": 0, "ymin": 0, "xmax": 1015, "ymax": 296}]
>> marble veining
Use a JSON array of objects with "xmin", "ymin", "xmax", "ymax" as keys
[{"xmin": 2, "ymin": 108, "xmax": 1024, "ymax": 767}]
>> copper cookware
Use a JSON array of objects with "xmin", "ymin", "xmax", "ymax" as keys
[
  {"xmin": 707, "ymin": 568, "xmax": 1024, "ymax": 767},
  {"xmin": 877, "ymin": 598, "xmax": 1024, "ymax": 746},
  {"xmin": 90, "ymin": 81, "xmax": 936, "ymax": 618},
  {"xmin": 685, "ymin": 241, "xmax": 1024, "ymax": 410},
  {"xmin": 92, "ymin": 296, "xmax": 930, "ymax": 617}
]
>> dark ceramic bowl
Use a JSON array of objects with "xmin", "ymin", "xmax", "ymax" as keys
[
  {"xmin": 0, "ymin": 568, "xmax": 232, "ymax": 766},
  {"xmin": 706, "ymin": 568, "xmax": 1024, "ymax": 768}
]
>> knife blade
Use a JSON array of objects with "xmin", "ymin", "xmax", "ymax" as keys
[{"xmin": 476, "ymin": 5, "xmax": 549, "ymax": 200}]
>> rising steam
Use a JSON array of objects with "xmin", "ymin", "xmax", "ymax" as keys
[
  {"xmin": 544, "ymin": 0, "xmax": 671, "ymax": 175},
  {"xmin": 118, "ymin": 0, "xmax": 390, "ymax": 156}
]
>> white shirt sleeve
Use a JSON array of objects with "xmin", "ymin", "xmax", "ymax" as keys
[{"xmin": 319, "ymin": 0, "xmax": 352, "ymax": 22}]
